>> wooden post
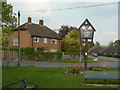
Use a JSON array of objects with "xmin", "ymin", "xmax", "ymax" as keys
[
  {"xmin": 84, "ymin": 39, "xmax": 88, "ymax": 71},
  {"xmin": 7, "ymin": 28, "xmax": 10, "ymax": 66},
  {"xmin": 18, "ymin": 11, "xmax": 20, "ymax": 66}
]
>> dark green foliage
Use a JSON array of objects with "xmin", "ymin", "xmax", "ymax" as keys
[
  {"xmin": 24, "ymin": 47, "xmax": 35, "ymax": 56},
  {"xmin": 97, "ymin": 53, "xmax": 104, "ymax": 56},
  {"xmin": 95, "ymin": 41, "xmax": 100, "ymax": 46},
  {"xmin": 56, "ymin": 52, "xmax": 62, "ymax": 59},
  {"xmin": 8, "ymin": 47, "xmax": 63, "ymax": 60},
  {"xmin": 37, "ymin": 47, "xmax": 44, "ymax": 52},
  {"xmin": 112, "ymin": 55, "xmax": 120, "ymax": 58},
  {"xmin": 0, "ymin": 47, "xmax": 7, "ymax": 50},
  {"xmin": 114, "ymin": 40, "xmax": 120, "ymax": 47},
  {"xmin": 96, "ymin": 53, "xmax": 120, "ymax": 58},
  {"xmin": 38, "ymin": 52, "xmax": 63, "ymax": 60},
  {"xmin": 9, "ymin": 47, "xmax": 18, "ymax": 51},
  {"xmin": 105, "ymin": 54, "xmax": 113, "ymax": 57}
]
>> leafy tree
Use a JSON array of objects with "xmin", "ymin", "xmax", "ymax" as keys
[
  {"xmin": 61, "ymin": 29, "xmax": 80, "ymax": 52},
  {"xmin": 1, "ymin": 2, "xmax": 17, "ymax": 46},
  {"xmin": 95, "ymin": 41, "xmax": 100, "ymax": 46},
  {"xmin": 113, "ymin": 40, "xmax": 120, "ymax": 47},
  {"xmin": 2, "ymin": 2, "xmax": 17, "ymax": 26},
  {"xmin": 58, "ymin": 25, "xmax": 77, "ymax": 39}
]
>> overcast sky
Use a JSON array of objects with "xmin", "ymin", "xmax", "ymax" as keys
[{"xmin": 7, "ymin": 0, "xmax": 119, "ymax": 46}]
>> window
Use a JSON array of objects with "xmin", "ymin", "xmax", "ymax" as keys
[
  {"xmin": 51, "ymin": 39, "xmax": 57, "ymax": 44},
  {"xmin": 44, "ymin": 49, "xmax": 47, "ymax": 52},
  {"xmin": 13, "ymin": 37, "xmax": 18, "ymax": 46},
  {"xmin": 35, "ymin": 48, "xmax": 37, "ymax": 52},
  {"xmin": 51, "ymin": 49, "xmax": 57, "ymax": 52},
  {"xmin": 44, "ymin": 38, "xmax": 47, "ymax": 43},
  {"xmin": 34, "ymin": 37, "xmax": 39, "ymax": 42}
]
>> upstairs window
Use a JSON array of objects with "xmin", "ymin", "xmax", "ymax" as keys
[
  {"xmin": 44, "ymin": 38, "xmax": 47, "ymax": 43},
  {"xmin": 13, "ymin": 37, "xmax": 18, "ymax": 46},
  {"xmin": 51, "ymin": 39, "xmax": 57, "ymax": 44},
  {"xmin": 34, "ymin": 37, "xmax": 39, "ymax": 42}
]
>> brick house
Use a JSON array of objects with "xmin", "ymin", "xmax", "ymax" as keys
[{"xmin": 9, "ymin": 17, "xmax": 61, "ymax": 52}]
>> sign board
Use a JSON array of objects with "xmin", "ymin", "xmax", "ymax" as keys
[
  {"xmin": 80, "ymin": 25, "xmax": 93, "ymax": 38},
  {"xmin": 79, "ymin": 19, "xmax": 96, "ymax": 39}
]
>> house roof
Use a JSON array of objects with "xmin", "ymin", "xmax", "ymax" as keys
[
  {"xmin": 14, "ymin": 23, "xmax": 61, "ymax": 40},
  {"xmin": 102, "ymin": 47, "xmax": 120, "ymax": 53},
  {"xmin": 89, "ymin": 46, "xmax": 105, "ymax": 53}
]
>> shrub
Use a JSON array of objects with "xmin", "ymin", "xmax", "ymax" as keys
[
  {"xmin": 37, "ymin": 47, "xmax": 44, "ymax": 52},
  {"xmin": 66, "ymin": 65, "xmax": 85, "ymax": 75},
  {"xmin": 24, "ymin": 47, "xmax": 35, "ymax": 56},
  {"xmin": 66, "ymin": 65, "xmax": 106, "ymax": 75},
  {"xmin": 0, "ymin": 47, "xmax": 7, "ymax": 50},
  {"xmin": 56, "ymin": 52, "xmax": 63, "ymax": 59},
  {"xmin": 105, "ymin": 53, "xmax": 112, "ymax": 57},
  {"xmin": 97, "ymin": 53, "xmax": 104, "ymax": 56},
  {"xmin": 112, "ymin": 55, "xmax": 120, "ymax": 58},
  {"xmin": 10, "ymin": 47, "xmax": 18, "ymax": 51},
  {"xmin": 88, "ymin": 65, "xmax": 106, "ymax": 71}
]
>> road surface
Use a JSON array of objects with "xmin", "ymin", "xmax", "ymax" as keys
[
  {"xmin": 2, "ymin": 60, "xmax": 119, "ymax": 67},
  {"xmin": 88, "ymin": 56, "xmax": 119, "ymax": 62}
]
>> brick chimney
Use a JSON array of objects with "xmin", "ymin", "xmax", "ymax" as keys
[
  {"xmin": 39, "ymin": 20, "xmax": 43, "ymax": 25},
  {"xmin": 28, "ymin": 17, "xmax": 31, "ymax": 23}
]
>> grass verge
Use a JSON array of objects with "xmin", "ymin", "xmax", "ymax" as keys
[{"xmin": 2, "ymin": 66, "xmax": 119, "ymax": 88}]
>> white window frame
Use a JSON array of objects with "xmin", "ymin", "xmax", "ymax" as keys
[
  {"xmin": 51, "ymin": 39, "xmax": 57, "ymax": 44},
  {"xmin": 50, "ymin": 49, "xmax": 57, "ymax": 52},
  {"xmin": 13, "ymin": 37, "xmax": 18, "ymax": 46},
  {"xmin": 44, "ymin": 49, "xmax": 48, "ymax": 52},
  {"xmin": 34, "ymin": 37, "xmax": 39, "ymax": 42},
  {"xmin": 35, "ymin": 48, "xmax": 37, "ymax": 52},
  {"xmin": 44, "ymin": 38, "xmax": 47, "ymax": 43}
]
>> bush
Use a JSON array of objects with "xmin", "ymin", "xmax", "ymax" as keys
[
  {"xmin": 88, "ymin": 65, "xmax": 106, "ymax": 71},
  {"xmin": 97, "ymin": 53, "xmax": 104, "ymax": 56},
  {"xmin": 56, "ymin": 52, "xmax": 62, "ymax": 59},
  {"xmin": 37, "ymin": 47, "xmax": 44, "ymax": 52},
  {"xmin": 105, "ymin": 53, "xmax": 113, "ymax": 57},
  {"xmin": 112, "ymin": 54, "xmax": 120, "ymax": 58},
  {"xmin": 10, "ymin": 47, "xmax": 18, "ymax": 51},
  {"xmin": 7, "ymin": 47, "xmax": 63, "ymax": 60},
  {"xmin": 24, "ymin": 47, "xmax": 35, "ymax": 56},
  {"xmin": 66, "ymin": 65, "xmax": 106, "ymax": 75},
  {"xmin": 0, "ymin": 47, "xmax": 7, "ymax": 50},
  {"xmin": 39, "ymin": 52, "xmax": 63, "ymax": 60}
]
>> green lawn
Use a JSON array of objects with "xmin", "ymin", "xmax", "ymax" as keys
[
  {"xmin": 48, "ymin": 58, "xmax": 100, "ymax": 63},
  {"xmin": 2, "ymin": 66, "xmax": 119, "ymax": 88}
]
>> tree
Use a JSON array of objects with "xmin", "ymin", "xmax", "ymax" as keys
[
  {"xmin": 108, "ymin": 41, "xmax": 114, "ymax": 47},
  {"xmin": 1, "ymin": 2, "xmax": 17, "ymax": 46},
  {"xmin": 58, "ymin": 25, "xmax": 77, "ymax": 39},
  {"xmin": 113, "ymin": 40, "xmax": 120, "ymax": 47},
  {"xmin": 95, "ymin": 41, "xmax": 100, "ymax": 46},
  {"xmin": 61, "ymin": 29, "xmax": 80, "ymax": 52}
]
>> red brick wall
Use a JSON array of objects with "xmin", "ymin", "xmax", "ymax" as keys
[
  {"xmin": 33, "ymin": 37, "xmax": 61, "ymax": 52},
  {"xmin": 10, "ymin": 30, "xmax": 32, "ymax": 48},
  {"xmin": 10, "ymin": 30, "xmax": 61, "ymax": 52}
]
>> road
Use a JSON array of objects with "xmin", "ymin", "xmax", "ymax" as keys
[
  {"xmin": 88, "ymin": 55, "xmax": 120, "ymax": 61},
  {"xmin": 2, "ymin": 60, "xmax": 119, "ymax": 67}
]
